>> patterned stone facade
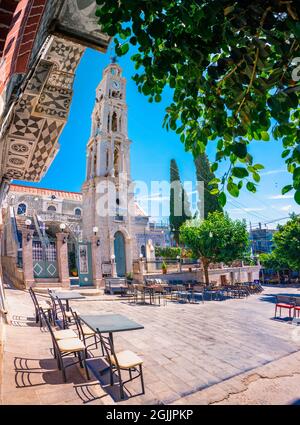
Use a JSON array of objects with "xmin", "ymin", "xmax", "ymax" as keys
[
  {"xmin": 0, "ymin": 0, "xmax": 111, "ymax": 188},
  {"xmin": 1, "ymin": 36, "xmax": 85, "ymax": 182}
]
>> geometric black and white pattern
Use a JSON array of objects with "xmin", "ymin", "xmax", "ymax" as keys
[
  {"xmin": 49, "ymin": 39, "xmax": 84, "ymax": 73},
  {"xmin": 26, "ymin": 60, "xmax": 53, "ymax": 94},
  {"xmin": 3, "ymin": 36, "xmax": 83, "ymax": 183},
  {"xmin": 24, "ymin": 120, "xmax": 64, "ymax": 180},
  {"xmin": 10, "ymin": 114, "xmax": 44, "ymax": 140},
  {"xmin": 34, "ymin": 85, "xmax": 72, "ymax": 120},
  {"xmin": 16, "ymin": 94, "xmax": 35, "ymax": 115}
]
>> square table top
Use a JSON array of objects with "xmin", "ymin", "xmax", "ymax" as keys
[
  {"xmin": 54, "ymin": 291, "xmax": 85, "ymax": 301},
  {"xmin": 80, "ymin": 314, "xmax": 144, "ymax": 334}
]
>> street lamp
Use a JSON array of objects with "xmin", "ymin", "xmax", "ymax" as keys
[
  {"xmin": 25, "ymin": 219, "xmax": 32, "ymax": 241},
  {"xmin": 60, "ymin": 223, "xmax": 67, "ymax": 243},
  {"xmin": 60, "ymin": 223, "xmax": 66, "ymax": 232},
  {"xmin": 25, "ymin": 219, "xmax": 32, "ymax": 228},
  {"xmin": 111, "ymin": 254, "xmax": 115, "ymax": 262},
  {"xmin": 93, "ymin": 226, "xmax": 100, "ymax": 246}
]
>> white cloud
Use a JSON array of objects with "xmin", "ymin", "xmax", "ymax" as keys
[
  {"xmin": 261, "ymin": 168, "xmax": 286, "ymax": 176},
  {"xmin": 227, "ymin": 207, "xmax": 266, "ymax": 213},
  {"xmin": 280, "ymin": 204, "xmax": 292, "ymax": 211},
  {"xmin": 268, "ymin": 194, "xmax": 294, "ymax": 200}
]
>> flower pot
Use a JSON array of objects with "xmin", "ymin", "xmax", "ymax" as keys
[{"xmin": 162, "ymin": 269, "xmax": 167, "ymax": 275}]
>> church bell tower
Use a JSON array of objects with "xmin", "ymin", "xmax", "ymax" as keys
[{"xmin": 82, "ymin": 62, "xmax": 134, "ymax": 276}]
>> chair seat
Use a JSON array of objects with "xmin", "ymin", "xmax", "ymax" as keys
[
  {"xmin": 65, "ymin": 311, "xmax": 74, "ymax": 318},
  {"xmin": 39, "ymin": 301, "xmax": 51, "ymax": 310},
  {"xmin": 53, "ymin": 329, "xmax": 77, "ymax": 340},
  {"xmin": 57, "ymin": 337, "xmax": 85, "ymax": 352},
  {"xmin": 276, "ymin": 303, "xmax": 294, "ymax": 308},
  {"xmin": 109, "ymin": 350, "xmax": 143, "ymax": 369},
  {"xmin": 82, "ymin": 325, "xmax": 95, "ymax": 336}
]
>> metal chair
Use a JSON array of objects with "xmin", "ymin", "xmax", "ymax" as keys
[
  {"xmin": 54, "ymin": 297, "xmax": 76, "ymax": 329},
  {"xmin": 191, "ymin": 285, "xmax": 205, "ymax": 303},
  {"xmin": 97, "ymin": 331, "xmax": 144, "ymax": 399},
  {"xmin": 70, "ymin": 309, "xmax": 102, "ymax": 355},
  {"xmin": 29, "ymin": 287, "xmax": 52, "ymax": 326},
  {"xmin": 40, "ymin": 308, "xmax": 90, "ymax": 383}
]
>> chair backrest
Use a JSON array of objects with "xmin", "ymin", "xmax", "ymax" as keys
[
  {"xmin": 176, "ymin": 284, "xmax": 185, "ymax": 291},
  {"xmin": 39, "ymin": 307, "xmax": 60, "ymax": 351},
  {"xmin": 193, "ymin": 285, "xmax": 204, "ymax": 293},
  {"xmin": 28, "ymin": 287, "xmax": 38, "ymax": 309},
  {"xmin": 70, "ymin": 308, "xmax": 83, "ymax": 339},
  {"xmin": 97, "ymin": 331, "xmax": 120, "ymax": 369},
  {"xmin": 55, "ymin": 297, "xmax": 69, "ymax": 328},
  {"xmin": 291, "ymin": 297, "xmax": 300, "ymax": 306},
  {"xmin": 277, "ymin": 295, "xmax": 294, "ymax": 304}
]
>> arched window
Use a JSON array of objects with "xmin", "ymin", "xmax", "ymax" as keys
[
  {"xmin": 106, "ymin": 149, "xmax": 109, "ymax": 171},
  {"xmin": 74, "ymin": 208, "xmax": 82, "ymax": 217},
  {"xmin": 112, "ymin": 111, "xmax": 118, "ymax": 132},
  {"xmin": 107, "ymin": 113, "xmax": 110, "ymax": 132},
  {"xmin": 114, "ymin": 146, "xmax": 119, "ymax": 177},
  {"xmin": 17, "ymin": 203, "xmax": 26, "ymax": 215},
  {"xmin": 47, "ymin": 205, "xmax": 56, "ymax": 212}
]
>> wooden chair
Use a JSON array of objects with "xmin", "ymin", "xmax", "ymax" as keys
[
  {"xmin": 40, "ymin": 308, "xmax": 89, "ymax": 383},
  {"xmin": 98, "ymin": 331, "xmax": 144, "ymax": 399}
]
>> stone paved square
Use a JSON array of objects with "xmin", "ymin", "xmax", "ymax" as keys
[{"xmin": 2, "ymin": 284, "xmax": 300, "ymax": 405}]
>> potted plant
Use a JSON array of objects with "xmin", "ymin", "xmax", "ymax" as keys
[
  {"xmin": 162, "ymin": 261, "xmax": 167, "ymax": 274},
  {"xmin": 126, "ymin": 272, "xmax": 133, "ymax": 283},
  {"xmin": 71, "ymin": 268, "xmax": 78, "ymax": 277}
]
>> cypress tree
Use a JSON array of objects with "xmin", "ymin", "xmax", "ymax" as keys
[
  {"xmin": 194, "ymin": 153, "xmax": 223, "ymax": 219},
  {"xmin": 170, "ymin": 159, "xmax": 192, "ymax": 244}
]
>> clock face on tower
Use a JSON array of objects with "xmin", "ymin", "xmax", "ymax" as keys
[{"xmin": 111, "ymin": 80, "xmax": 120, "ymax": 90}]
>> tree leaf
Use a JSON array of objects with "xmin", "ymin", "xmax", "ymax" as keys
[
  {"xmin": 232, "ymin": 167, "xmax": 249, "ymax": 178},
  {"xmin": 295, "ymin": 190, "xmax": 300, "ymax": 205},
  {"xmin": 218, "ymin": 192, "xmax": 227, "ymax": 207},
  {"xmin": 282, "ymin": 184, "xmax": 293, "ymax": 195},
  {"xmin": 230, "ymin": 143, "xmax": 247, "ymax": 159}
]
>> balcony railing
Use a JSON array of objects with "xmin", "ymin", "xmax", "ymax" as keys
[{"xmin": 37, "ymin": 212, "xmax": 82, "ymax": 222}]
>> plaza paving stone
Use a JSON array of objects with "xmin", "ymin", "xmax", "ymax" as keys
[{"xmin": 1, "ymin": 284, "xmax": 300, "ymax": 404}]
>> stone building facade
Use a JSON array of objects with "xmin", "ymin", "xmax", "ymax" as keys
[{"xmin": 81, "ymin": 62, "xmax": 167, "ymax": 277}]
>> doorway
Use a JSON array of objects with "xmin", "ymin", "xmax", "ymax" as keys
[{"xmin": 114, "ymin": 231, "xmax": 126, "ymax": 277}]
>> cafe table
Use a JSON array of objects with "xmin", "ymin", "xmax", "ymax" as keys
[
  {"xmin": 80, "ymin": 314, "xmax": 144, "ymax": 373},
  {"xmin": 80, "ymin": 314, "xmax": 144, "ymax": 339},
  {"xmin": 54, "ymin": 291, "xmax": 85, "ymax": 311}
]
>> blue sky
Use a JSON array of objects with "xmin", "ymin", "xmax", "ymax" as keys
[{"xmin": 15, "ymin": 48, "xmax": 300, "ymax": 229}]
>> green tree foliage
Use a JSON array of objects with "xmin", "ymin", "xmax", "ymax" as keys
[
  {"xmin": 271, "ymin": 214, "xmax": 300, "ymax": 272},
  {"xmin": 155, "ymin": 246, "xmax": 181, "ymax": 259},
  {"xmin": 259, "ymin": 252, "xmax": 288, "ymax": 271},
  {"xmin": 180, "ymin": 212, "xmax": 250, "ymax": 284},
  {"xmin": 194, "ymin": 153, "xmax": 223, "ymax": 218},
  {"xmin": 170, "ymin": 159, "xmax": 192, "ymax": 244},
  {"xmin": 95, "ymin": 0, "xmax": 300, "ymax": 205}
]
